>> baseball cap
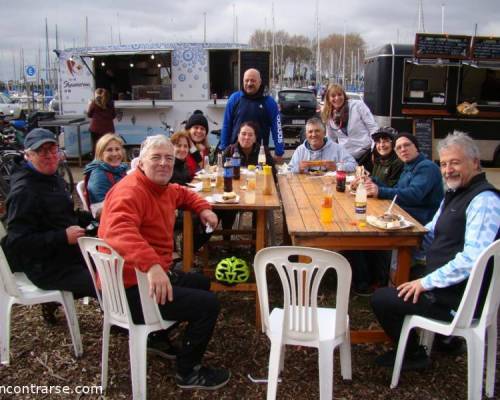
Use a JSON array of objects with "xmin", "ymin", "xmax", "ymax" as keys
[{"xmin": 24, "ymin": 128, "xmax": 58, "ymax": 151}]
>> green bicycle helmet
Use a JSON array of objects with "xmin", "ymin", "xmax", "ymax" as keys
[{"xmin": 215, "ymin": 256, "xmax": 250, "ymax": 285}]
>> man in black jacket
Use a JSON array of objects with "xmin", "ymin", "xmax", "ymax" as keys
[{"xmin": 2, "ymin": 128, "xmax": 95, "ymax": 298}]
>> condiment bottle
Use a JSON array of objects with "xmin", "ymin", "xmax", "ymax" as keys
[
  {"xmin": 355, "ymin": 180, "xmax": 367, "ymax": 221},
  {"xmin": 320, "ymin": 183, "xmax": 333, "ymax": 223},
  {"xmin": 262, "ymin": 165, "xmax": 272, "ymax": 195},
  {"xmin": 223, "ymin": 158, "xmax": 233, "ymax": 193},
  {"xmin": 215, "ymin": 153, "xmax": 224, "ymax": 190},
  {"xmin": 232, "ymin": 147, "xmax": 241, "ymax": 180}
]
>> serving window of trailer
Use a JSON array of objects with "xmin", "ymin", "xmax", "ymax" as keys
[
  {"xmin": 459, "ymin": 65, "xmax": 500, "ymax": 105},
  {"xmin": 402, "ymin": 60, "xmax": 448, "ymax": 105},
  {"xmin": 209, "ymin": 50, "xmax": 239, "ymax": 99},
  {"xmin": 93, "ymin": 52, "xmax": 172, "ymax": 101}
]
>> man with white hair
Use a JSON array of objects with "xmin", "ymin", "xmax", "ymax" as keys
[
  {"xmin": 98, "ymin": 135, "xmax": 230, "ymax": 390},
  {"xmin": 371, "ymin": 131, "xmax": 499, "ymax": 370}
]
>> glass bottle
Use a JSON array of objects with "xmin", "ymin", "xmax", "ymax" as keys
[
  {"xmin": 262, "ymin": 165, "xmax": 272, "ymax": 195},
  {"xmin": 232, "ymin": 147, "xmax": 241, "ymax": 180},
  {"xmin": 320, "ymin": 183, "xmax": 333, "ymax": 223},
  {"xmin": 215, "ymin": 153, "xmax": 224, "ymax": 190},
  {"xmin": 355, "ymin": 180, "xmax": 367, "ymax": 221},
  {"xmin": 203, "ymin": 154, "xmax": 210, "ymax": 172},
  {"xmin": 223, "ymin": 158, "xmax": 233, "ymax": 193}
]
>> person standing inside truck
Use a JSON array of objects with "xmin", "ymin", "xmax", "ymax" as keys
[
  {"xmin": 87, "ymin": 88, "xmax": 116, "ymax": 152},
  {"xmin": 219, "ymin": 68, "xmax": 284, "ymax": 163}
]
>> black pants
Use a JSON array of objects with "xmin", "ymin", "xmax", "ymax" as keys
[
  {"xmin": 126, "ymin": 271, "xmax": 219, "ymax": 375},
  {"xmin": 342, "ymin": 250, "xmax": 391, "ymax": 288},
  {"xmin": 174, "ymin": 211, "xmax": 212, "ymax": 252},
  {"xmin": 26, "ymin": 262, "xmax": 97, "ymax": 299},
  {"xmin": 371, "ymin": 287, "xmax": 454, "ymax": 352}
]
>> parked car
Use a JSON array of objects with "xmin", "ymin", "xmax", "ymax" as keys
[
  {"xmin": 278, "ymin": 89, "xmax": 320, "ymax": 148},
  {"xmin": 0, "ymin": 93, "xmax": 22, "ymax": 118}
]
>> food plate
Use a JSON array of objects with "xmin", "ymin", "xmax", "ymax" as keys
[
  {"xmin": 212, "ymin": 194, "xmax": 240, "ymax": 204},
  {"xmin": 366, "ymin": 215, "xmax": 414, "ymax": 230}
]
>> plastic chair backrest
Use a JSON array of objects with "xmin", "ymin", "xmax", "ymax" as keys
[
  {"xmin": 76, "ymin": 181, "xmax": 90, "ymax": 211},
  {"xmin": 0, "ymin": 222, "xmax": 21, "ymax": 298},
  {"xmin": 78, "ymin": 237, "xmax": 166, "ymax": 327},
  {"xmin": 451, "ymin": 239, "xmax": 500, "ymax": 331},
  {"xmin": 254, "ymin": 246, "xmax": 352, "ymax": 342}
]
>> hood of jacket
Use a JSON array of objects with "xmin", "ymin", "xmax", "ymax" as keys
[{"xmin": 83, "ymin": 160, "xmax": 128, "ymax": 176}]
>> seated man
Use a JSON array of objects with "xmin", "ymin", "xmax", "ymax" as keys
[
  {"xmin": 363, "ymin": 132, "xmax": 443, "ymax": 225},
  {"xmin": 2, "ymin": 128, "xmax": 96, "ymax": 301},
  {"xmin": 371, "ymin": 131, "xmax": 499, "ymax": 370},
  {"xmin": 289, "ymin": 117, "xmax": 357, "ymax": 174},
  {"xmin": 98, "ymin": 134, "xmax": 230, "ymax": 390}
]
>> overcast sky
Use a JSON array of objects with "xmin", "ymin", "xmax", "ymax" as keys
[{"xmin": 1, "ymin": 0, "xmax": 499, "ymax": 82}]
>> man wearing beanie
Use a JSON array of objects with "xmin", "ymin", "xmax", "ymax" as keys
[
  {"xmin": 2, "ymin": 129, "xmax": 96, "ymax": 308},
  {"xmin": 364, "ymin": 132, "xmax": 443, "ymax": 225},
  {"xmin": 219, "ymin": 68, "xmax": 284, "ymax": 162}
]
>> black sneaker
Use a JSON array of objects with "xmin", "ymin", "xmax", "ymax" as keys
[
  {"xmin": 176, "ymin": 365, "xmax": 231, "ymax": 390},
  {"xmin": 147, "ymin": 336, "xmax": 178, "ymax": 360},
  {"xmin": 433, "ymin": 335, "xmax": 465, "ymax": 355},
  {"xmin": 41, "ymin": 302, "xmax": 59, "ymax": 325},
  {"xmin": 375, "ymin": 346, "xmax": 431, "ymax": 371},
  {"xmin": 352, "ymin": 283, "xmax": 374, "ymax": 297}
]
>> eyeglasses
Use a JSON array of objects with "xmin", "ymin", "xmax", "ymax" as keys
[
  {"xmin": 33, "ymin": 146, "xmax": 60, "ymax": 156},
  {"xmin": 395, "ymin": 142, "xmax": 414, "ymax": 151}
]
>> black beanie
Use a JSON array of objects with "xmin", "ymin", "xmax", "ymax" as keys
[
  {"xmin": 185, "ymin": 112, "xmax": 209, "ymax": 132},
  {"xmin": 394, "ymin": 132, "xmax": 419, "ymax": 151}
]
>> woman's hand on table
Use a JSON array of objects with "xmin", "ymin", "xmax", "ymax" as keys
[{"xmin": 364, "ymin": 179, "xmax": 379, "ymax": 197}]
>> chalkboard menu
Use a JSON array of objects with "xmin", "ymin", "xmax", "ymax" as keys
[
  {"xmin": 413, "ymin": 119, "xmax": 433, "ymax": 160},
  {"xmin": 471, "ymin": 36, "xmax": 500, "ymax": 61},
  {"xmin": 414, "ymin": 33, "xmax": 471, "ymax": 60}
]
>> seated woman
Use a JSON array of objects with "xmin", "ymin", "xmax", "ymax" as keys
[
  {"xmin": 83, "ymin": 133, "xmax": 128, "ymax": 217},
  {"xmin": 185, "ymin": 111, "xmax": 211, "ymax": 176},
  {"xmin": 348, "ymin": 127, "xmax": 404, "ymax": 295},
  {"xmin": 290, "ymin": 117, "xmax": 356, "ymax": 174},
  {"xmin": 170, "ymin": 130, "xmax": 211, "ymax": 253}
]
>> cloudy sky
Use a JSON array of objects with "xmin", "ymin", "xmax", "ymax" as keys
[{"xmin": 1, "ymin": 0, "xmax": 499, "ymax": 81}]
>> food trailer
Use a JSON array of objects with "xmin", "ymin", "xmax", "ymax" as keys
[
  {"xmin": 56, "ymin": 42, "xmax": 270, "ymax": 157},
  {"xmin": 364, "ymin": 33, "xmax": 500, "ymax": 165}
]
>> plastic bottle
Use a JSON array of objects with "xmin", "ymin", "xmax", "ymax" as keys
[
  {"xmin": 223, "ymin": 158, "xmax": 233, "ymax": 192},
  {"xmin": 215, "ymin": 153, "xmax": 224, "ymax": 190},
  {"xmin": 262, "ymin": 165, "xmax": 273, "ymax": 195},
  {"xmin": 258, "ymin": 144, "xmax": 266, "ymax": 169},
  {"xmin": 245, "ymin": 168, "xmax": 257, "ymax": 203},
  {"xmin": 336, "ymin": 161, "xmax": 346, "ymax": 192},
  {"xmin": 232, "ymin": 147, "xmax": 241, "ymax": 180},
  {"xmin": 203, "ymin": 154, "xmax": 210, "ymax": 172},
  {"xmin": 355, "ymin": 180, "xmax": 367, "ymax": 222},
  {"xmin": 320, "ymin": 183, "xmax": 333, "ymax": 223}
]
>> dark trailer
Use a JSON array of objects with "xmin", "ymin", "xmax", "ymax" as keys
[{"xmin": 364, "ymin": 34, "xmax": 500, "ymax": 165}]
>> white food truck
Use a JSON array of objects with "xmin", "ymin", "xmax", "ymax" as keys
[{"xmin": 55, "ymin": 42, "xmax": 270, "ymax": 157}]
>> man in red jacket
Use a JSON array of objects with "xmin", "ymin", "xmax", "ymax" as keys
[{"xmin": 98, "ymin": 135, "xmax": 230, "ymax": 390}]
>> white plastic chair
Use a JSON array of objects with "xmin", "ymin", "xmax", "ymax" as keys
[
  {"xmin": 0, "ymin": 223, "xmax": 82, "ymax": 365},
  {"xmin": 78, "ymin": 237, "xmax": 177, "ymax": 400},
  {"xmin": 254, "ymin": 246, "xmax": 352, "ymax": 400},
  {"xmin": 76, "ymin": 180, "xmax": 90, "ymax": 211},
  {"xmin": 390, "ymin": 239, "xmax": 500, "ymax": 400}
]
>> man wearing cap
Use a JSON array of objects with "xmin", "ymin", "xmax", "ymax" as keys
[
  {"xmin": 219, "ymin": 68, "xmax": 284, "ymax": 162},
  {"xmin": 364, "ymin": 132, "xmax": 443, "ymax": 225},
  {"xmin": 2, "ymin": 128, "xmax": 95, "ymax": 299}
]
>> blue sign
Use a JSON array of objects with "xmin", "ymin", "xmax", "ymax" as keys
[{"xmin": 25, "ymin": 65, "xmax": 37, "ymax": 82}]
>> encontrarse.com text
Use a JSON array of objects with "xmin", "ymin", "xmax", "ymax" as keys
[{"xmin": 0, "ymin": 384, "xmax": 103, "ymax": 396}]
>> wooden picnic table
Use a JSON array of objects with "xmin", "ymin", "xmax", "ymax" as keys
[
  {"xmin": 182, "ymin": 175, "xmax": 281, "ymax": 327},
  {"xmin": 278, "ymin": 173, "xmax": 428, "ymax": 343}
]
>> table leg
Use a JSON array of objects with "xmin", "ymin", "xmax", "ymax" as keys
[
  {"xmin": 282, "ymin": 208, "xmax": 291, "ymax": 245},
  {"xmin": 254, "ymin": 210, "xmax": 267, "ymax": 328},
  {"xmin": 394, "ymin": 247, "xmax": 412, "ymax": 286},
  {"xmin": 76, "ymin": 125, "xmax": 82, "ymax": 167},
  {"xmin": 182, "ymin": 211, "xmax": 194, "ymax": 272}
]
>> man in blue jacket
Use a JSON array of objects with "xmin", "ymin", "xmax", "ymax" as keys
[
  {"xmin": 365, "ymin": 132, "xmax": 443, "ymax": 225},
  {"xmin": 219, "ymin": 68, "xmax": 284, "ymax": 162}
]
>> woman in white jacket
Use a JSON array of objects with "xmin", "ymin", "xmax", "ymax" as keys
[
  {"xmin": 290, "ymin": 117, "xmax": 357, "ymax": 173},
  {"xmin": 321, "ymin": 84, "xmax": 378, "ymax": 169}
]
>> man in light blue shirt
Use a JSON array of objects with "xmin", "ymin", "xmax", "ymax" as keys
[{"xmin": 371, "ymin": 131, "xmax": 499, "ymax": 370}]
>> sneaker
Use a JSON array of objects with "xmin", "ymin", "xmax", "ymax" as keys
[
  {"xmin": 147, "ymin": 336, "xmax": 179, "ymax": 360},
  {"xmin": 176, "ymin": 365, "xmax": 231, "ymax": 390},
  {"xmin": 41, "ymin": 302, "xmax": 59, "ymax": 325},
  {"xmin": 433, "ymin": 335, "xmax": 465, "ymax": 355},
  {"xmin": 375, "ymin": 346, "xmax": 431, "ymax": 371}
]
